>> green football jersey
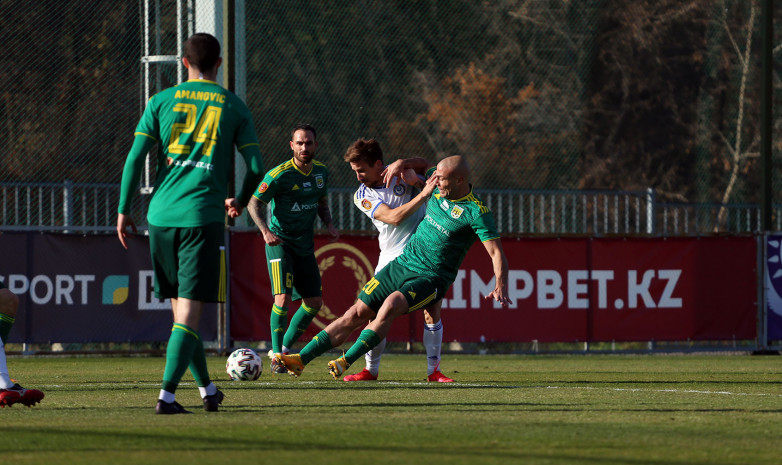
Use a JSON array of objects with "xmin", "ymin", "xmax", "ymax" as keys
[
  {"xmin": 253, "ymin": 158, "xmax": 329, "ymax": 255},
  {"xmin": 120, "ymin": 79, "xmax": 262, "ymax": 227},
  {"xmin": 396, "ymin": 168, "xmax": 500, "ymax": 284}
]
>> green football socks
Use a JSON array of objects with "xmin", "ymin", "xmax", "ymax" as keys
[
  {"xmin": 0, "ymin": 313, "xmax": 14, "ymax": 343},
  {"xmin": 344, "ymin": 329, "xmax": 381, "ymax": 366},
  {"xmin": 299, "ymin": 330, "xmax": 334, "ymax": 365},
  {"xmin": 187, "ymin": 329, "xmax": 211, "ymax": 388},
  {"xmin": 282, "ymin": 303, "xmax": 320, "ymax": 349},
  {"xmin": 270, "ymin": 304, "xmax": 288, "ymax": 353},
  {"xmin": 161, "ymin": 323, "xmax": 199, "ymax": 393}
]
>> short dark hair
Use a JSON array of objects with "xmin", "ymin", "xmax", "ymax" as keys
[
  {"xmin": 184, "ymin": 33, "xmax": 221, "ymax": 71},
  {"xmin": 343, "ymin": 138, "xmax": 383, "ymax": 165},
  {"xmin": 291, "ymin": 123, "xmax": 317, "ymax": 140}
]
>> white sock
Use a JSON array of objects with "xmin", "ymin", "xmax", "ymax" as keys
[
  {"xmin": 423, "ymin": 321, "xmax": 443, "ymax": 376},
  {"xmin": 158, "ymin": 389, "xmax": 175, "ymax": 403},
  {"xmin": 365, "ymin": 337, "xmax": 387, "ymax": 376},
  {"xmin": 198, "ymin": 382, "xmax": 217, "ymax": 398},
  {"xmin": 0, "ymin": 336, "xmax": 12, "ymax": 389}
]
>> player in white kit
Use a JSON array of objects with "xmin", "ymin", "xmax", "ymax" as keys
[{"xmin": 342, "ymin": 138, "xmax": 453, "ymax": 382}]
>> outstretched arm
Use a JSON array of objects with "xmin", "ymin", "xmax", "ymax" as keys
[
  {"xmin": 373, "ymin": 174, "xmax": 437, "ymax": 226},
  {"xmin": 482, "ymin": 239, "xmax": 511, "ymax": 306},
  {"xmin": 382, "ymin": 157, "xmax": 435, "ymax": 187}
]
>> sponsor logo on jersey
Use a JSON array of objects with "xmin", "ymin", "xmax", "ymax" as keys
[
  {"xmin": 450, "ymin": 206, "xmax": 464, "ymax": 219},
  {"xmin": 362, "ymin": 199, "xmax": 372, "ymax": 210},
  {"xmin": 425, "ymin": 215, "xmax": 451, "ymax": 237},
  {"xmin": 315, "ymin": 174, "xmax": 324, "ymax": 189},
  {"xmin": 303, "ymin": 182, "xmax": 311, "ymax": 189},
  {"xmin": 169, "ymin": 159, "xmax": 214, "ymax": 171},
  {"xmin": 258, "ymin": 182, "xmax": 269, "ymax": 193},
  {"xmin": 292, "ymin": 184, "xmax": 300, "ymax": 190},
  {"xmin": 393, "ymin": 184, "xmax": 405, "ymax": 196},
  {"xmin": 408, "ymin": 290, "xmax": 417, "ymax": 299},
  {"xmin": 440, "ymin": 200, "xmax": 450, "ymax": 211},
  {"xmin": 291, "ymin": 202, "xmax": 318, "ymax": 212}
]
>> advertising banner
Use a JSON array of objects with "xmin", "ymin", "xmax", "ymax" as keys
[
  {"xmin": 0, "ymin": 232, "xmax": 217, "ymax": 343},
  {"xmin": 589, "ymin": 237, "xmax": 756, "ymax": 341},
  {"xmin": 229, "ymin": 232, "xmax": 402, "ymax": 341},
  {"xmin": 229, "ymin": 233, "xmax": 757, "ymax": 343},
  {"xmin": 765, "ymin": 234, "xmax": 782, "ymax": 339}
]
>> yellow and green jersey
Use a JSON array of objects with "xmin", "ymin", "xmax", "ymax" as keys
[
  {"xmin": 118, "ymin": 79, "xmax": 263, "ymax": 227},
  {"xmin": 396, "ymin": 168, "xmax": 500, "ymax": 285},
  {"xmin": 253, "ymin": 159, "xmax": 329, "ymax": 255}
]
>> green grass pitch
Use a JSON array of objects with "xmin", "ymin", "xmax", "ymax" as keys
[{"xmin": 1, "ymin": 353, "xmax": 781, "ymax": 464}]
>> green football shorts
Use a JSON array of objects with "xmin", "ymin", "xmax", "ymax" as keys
[
  {"xmin": 265, "ymin": 242, "xmax": 322, "ymax": 300},
  {"xmin": 148, "ymin": 222, "xmax": 225, "ymax": 302},
  {"xmin": 357, "ymin": 259, "xmax": 447, "ymax": 313}
]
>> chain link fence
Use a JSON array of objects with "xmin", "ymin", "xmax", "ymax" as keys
[
  {"xmin": 0, "ymin": 0, "xmax": 778, "ymax": 354},
  {"xmin": 0, "ymin": 0, "xmax": 779, "ymax": 234}
]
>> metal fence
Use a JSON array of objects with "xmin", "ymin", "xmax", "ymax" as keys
[
  {"xmin": 1, "ymin": 181, "xmax": 774, "ymax": 237},
  {"xmin": 3, "ymin": 1, "xmax": 781, "ymax": 204}
]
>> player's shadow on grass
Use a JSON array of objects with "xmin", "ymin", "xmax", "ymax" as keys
[{"xmin": 5, "ymin": 426, "xmax": 673, "ymax": 465}]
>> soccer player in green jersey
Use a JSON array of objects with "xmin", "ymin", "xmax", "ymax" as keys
[
  {"xmin": 0, "ymin": 279, "xmax": 44, "ymax": 407},
  {"xmin": 276, "ymin": 155, "xmax": 510, "ymax": 378},
  {"xmin": 247, "ymin": 124, "xmax": 339, "ymax": 373},
  {"xmin": 117, "ymin": 33, "xmax": 265, "ymax": 414}
]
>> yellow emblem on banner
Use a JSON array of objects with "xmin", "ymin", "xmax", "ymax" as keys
[{"xmin": 313, "ymin": 243, "xmax": 375, "ymax": 330}]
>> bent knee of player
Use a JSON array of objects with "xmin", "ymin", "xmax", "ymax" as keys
[
  {"xmin": 339, "ymin": 300, "xmax": 373, "ymax": 328},
  {"xmin": 353, "ymin": 300, "xmax": 377, "ymax": 323},
  {"xmin": 423, "ymin": 300, "xmax": 442, "ymax": 324},
  {"xmin": 302, "ymin": 296, "xmax": 322, "ymax": 310},
  {"xmin": 382, "ymin": 291, "xmax": 409, "ymax": 316},
  {"xmin": 273, "ymin": 293, "xmax": 292, "ymax": 308}
]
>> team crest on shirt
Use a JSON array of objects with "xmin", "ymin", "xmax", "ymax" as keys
[
  {"xmin": 258, "ymin": 182, "xmax": 269, "ymax": 193},
  {"xmin": 361, "ymin": 199, "xmax": 372, "ymax": 210},
  {"xmin": 450, "ymin": 206, "xmax": 464, "ymax": 219},
  {"xmin": 315, "ymin": 174, "xmax": 324, "ymax": 188},
  {"xmin": 393, "ymin": 184, "xmax": 405, "ymax": 196}
]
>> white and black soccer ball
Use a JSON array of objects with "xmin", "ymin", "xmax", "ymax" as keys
[{"xmin": 226, "ymin": 348, "xmax": 263, "ymax": 381}]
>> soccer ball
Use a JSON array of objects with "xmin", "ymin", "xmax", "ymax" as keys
[{"xmin": 226, "ymin": 348, "xmax": 263, "ymax": 381}]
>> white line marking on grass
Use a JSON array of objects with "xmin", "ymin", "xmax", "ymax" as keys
[
  {"xmin": 542, "ymin": 385, "xmax": 782, "ymax": 397},
  {"xmin": 31, "ymin": 382, "xmax": 782, "ymax": 397}
]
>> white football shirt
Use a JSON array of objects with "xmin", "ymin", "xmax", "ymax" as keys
[{"xmin": 353, "ymin": 177, "xmax": 425, "ymax": 273}]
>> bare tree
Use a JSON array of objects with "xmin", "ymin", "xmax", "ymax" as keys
[{"xmin": 715, "ymin": 0, "xmax": 760, "ymax": 229}]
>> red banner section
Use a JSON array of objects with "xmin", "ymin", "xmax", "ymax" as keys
[
  {"xmin": 229, "ymin": 232, "xmax": 397, "ymax": 341},
  {"xmin": 229, "ymin": 234, "xmax": 757, "ymax": 343}
]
